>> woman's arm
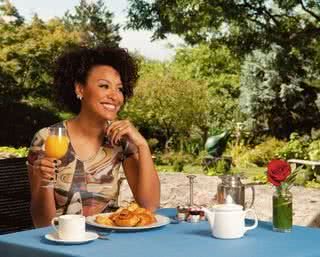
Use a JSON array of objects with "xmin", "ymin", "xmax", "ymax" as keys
[
  {"xmin": 28, "ymin": 158, "xmax": 57, "ymax": 227},
  {"xmin": 123, "ymin": 143, "xmax": 160, "ymax": 211},
  {"xmin": 106, "ymin": 120, "xmax": 160, "ymax": 211}
]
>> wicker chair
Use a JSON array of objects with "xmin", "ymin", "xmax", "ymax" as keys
[{"xmin": 0, "ymin": 157, "xmax": 34, "ymax": 234}]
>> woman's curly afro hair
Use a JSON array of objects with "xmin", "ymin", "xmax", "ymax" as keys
[{"xmin": 54, "ymin": 46, "xmax": 139, "ymax": 114}]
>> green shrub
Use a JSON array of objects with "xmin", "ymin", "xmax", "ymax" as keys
[
  {"xmin": 206, "ymin": 159, "xmax": 230, "ymax": 176},
  {"xmin": 252, "ymin": 174, "xmax": 268, "ymax": 184},
  {"xmin": 155, "ymin": 152, "xmax": 174, "ymax": 165},
  {"xmin": 147, "ymin": 138, "xmax": 159, "ymax": 153},
  {"xmin": 157, "ymin": 151, "xmax": 193, "ymax": 172},
  {"xmin": 276, "ymin": 133, "xmax": 309, "ymax": 160},
  {"xmin": 153, "ymin": 153, "xmax": 164, "ymax": 165},
  {"xmin": 193, "ymin": 150, "xmax": 210, "ymax": 166},
  {"xmin": 305, "ymin": 179, "xmax": 320, "ymax": 189},
  {"xmin": 307, "ymin": 140, "xmax": 320, "ymax": 161},
  {"xmin": 172, "ymin": 152, "xmax": 193, "ymax": 172},
  {"xmin": 180, "ymin": 134, "xmax": 203, "ymax": 156},
  {"xmin": 232, "ymin": 138, "xmax": 285, "ymax": 168},
  {"xmin": 0, "ymin": 146, "xmax": 28, "ymax": 157},
  {"xmin": 311, "ymin": 128, "xmax": 320, "ymax": 140},
  {"xmin": 248, "ymin": 138, "xmax": 286, "ymax": 166},
  {"xmin": 173, "ymin": 159, "xmax": 184, "ymax": 172},
  {"xmin": 229, "ymin": 143, "xmax": 252, "ymax": 167}
]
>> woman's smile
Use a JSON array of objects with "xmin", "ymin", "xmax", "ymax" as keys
[{"xmin": 101, "ymin": 102, "xmax": 119, "ymax": 112}]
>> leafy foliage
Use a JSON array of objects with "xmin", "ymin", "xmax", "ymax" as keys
[
  {"xmin": 305, "ymin": 179, "xmax": 320, "ymax": 189},
  {"xmin": 307, "ymin": 140, "xmax": 320, "ymax": 161},
  {"xmin": 0, "ymin": 1, "xmax": 121, "ymax": 148},
  {"xmin": 252, "ymin": 174, "xmax": 268, "ymax": 184},
  {"xmin": 171, "ymin": 44, "xmax": 242, "ymax": 134},
  {"xmin": 127, "ymin": 0, "xmax": 320, "ymax": 60},
  {"xmin": 276, "ymin": 133, "xmax": 310, "ymax": 160},
  {"xmin": 240, "ymin": 45, "xmax": 320, "ymax": 138},
  {"xmin": 171, "ymin": 44, "xmax": 240, "ymax": 89},
  {"xmin": 0, "ymin": 17, "xmax": 80, "ymax": 99},
  {"xmin": 205, "ymin": 159, "xmax": 231, "ymax": 176},
  {"xmin": 63, "ymin": 0, "xmax": 121, "ymax": 47},
  {"xmin": 155, "ymin": 151, "xmax": 194, "ymax": 172},
  {"xmin": 0, "ymin": 0, "xmax": 24, "ymax": 25},
  {"xmin": 123, "ymin": 60, "xmax": 209, "ymax": 151},
  {"xmin": 0, "ymin": 146, "xmax": 28, "ymax": 157},
  {"xmin": 233, "ymin": 137, "xmax": 286, "ymax": 168},
  {"xmin": 0, "ymin": 0, "xmax": 121, "ymax": 103},
  {"xmin": 127, "ymin": 0, "xmax": 320, "ymax": 140},
  {"xmin": 0, "ymin": 66, "xmax": 21, "ymax": 105}
]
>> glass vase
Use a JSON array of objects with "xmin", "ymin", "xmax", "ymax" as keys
[{"xmin": 272, "ymin": 187, "xmax": 292, "ymax": 232}]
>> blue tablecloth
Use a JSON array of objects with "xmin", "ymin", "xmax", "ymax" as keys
[{"xmin": 0, "ymin": 208, "xmax": 319, "ymax": 257}]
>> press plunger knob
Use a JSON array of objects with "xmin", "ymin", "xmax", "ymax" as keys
[{"xmin": 226, "ymin": 194, "xmax": 234, "ymax": 204}]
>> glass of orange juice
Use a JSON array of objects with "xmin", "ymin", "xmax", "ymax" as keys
[{"xmin": 43, "ymin": 127, "xmax": 69, "ymax": 187}]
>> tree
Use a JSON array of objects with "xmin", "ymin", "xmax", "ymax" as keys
[
  {"xmin": 172, "ymin": 44, "xmax": 240, "ymax": 88},
  {"xmin": 0, "ymin": 0, "xmax": 24, "ymax": 25},
  {"xmin": 63, "ymin": 0, "xmax": 121, "ymax": 47},
  {"xmin": 122, "ymin": 60, "xmax": 210, "ymax": 151},
  {"xmin": 0, "ymin": 16, "xmax": 80, "ymax": 98},
  {"xmin": 240, "ymin": 45, "xmax": 320, "ymax": 138},
  {"xmin": 127, "ymin": 1, "xmax": 320, "ymax": 84},
  {"xmin": 127, "ymin": 0, "xmax": 320, "ymax": 138},
  {"xmin": 127, "ymin": 1, "xmax": 320, "ymax": 57},
  {"xmin": 170, "ymin": 44, "xmax": 242, "ymax": 135},
  {"xmin": 0, "ymin": 66, "xmax": 20, "ymax": 105}
]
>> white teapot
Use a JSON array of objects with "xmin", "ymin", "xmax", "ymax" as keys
[{"xmin": 203, "ymin": 197, "xmax": 258, "ymax": 239}]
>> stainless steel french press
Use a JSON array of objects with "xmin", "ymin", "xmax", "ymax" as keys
[{"xmin": 217, "ymin": 174, "xmax": 255, "ymax": 209}]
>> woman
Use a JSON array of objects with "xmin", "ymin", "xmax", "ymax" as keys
[{"xmin": 27, "ymin": 47, "xmax": 160, "ymax": 227}]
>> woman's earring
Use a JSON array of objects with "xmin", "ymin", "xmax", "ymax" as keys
[{"xmin": 77, "ymin": 95, "xmax": 83, "ymax": 100}]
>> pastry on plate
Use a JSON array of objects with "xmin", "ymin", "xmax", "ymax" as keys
[
  {"xmin": 113, "ymin": 209, "xmax": 140, "ymax": 227},
  {"xmin": 95, "ymin": 203, "xmax": 157, "ymax": 227},
  {"xmin": 95, "ymin": 215, "xmax": 115, "ymax": 226}
]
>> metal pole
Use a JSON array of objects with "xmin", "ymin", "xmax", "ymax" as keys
[{"xmin": 186, "ymin": 175, "xmax": 196, "ymax": 206}]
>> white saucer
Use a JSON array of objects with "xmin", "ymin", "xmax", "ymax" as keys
[{"xmin": 45, "ymin": 231, "xmax": 98, "ymax": 244}]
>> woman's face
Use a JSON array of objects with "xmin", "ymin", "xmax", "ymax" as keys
[{"xmin": 76, "ymin": 65, "xmax": 124, "ymax": 121}]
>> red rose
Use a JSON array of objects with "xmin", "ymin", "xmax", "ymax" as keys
[{"xmin": 267, "ymin": 159, "xmax": 291, "ymax": 186}]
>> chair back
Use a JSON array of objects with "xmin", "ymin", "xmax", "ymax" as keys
[{"xmin": 0, "ymin": 157, "xmax": 34, "ymax": 234}]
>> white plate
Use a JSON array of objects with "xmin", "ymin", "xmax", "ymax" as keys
[
  {"xmin": 86, "ymin": 213, "xmax": 170, "ymax": 231},
  {"xmin": 45, "ymin": 231, "xmax": 98, "ymax": 244}
]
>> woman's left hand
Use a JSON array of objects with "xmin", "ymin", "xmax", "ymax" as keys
[{"xmin": 105, "ymin": 120, "xmax": 147, "ymax": 148}]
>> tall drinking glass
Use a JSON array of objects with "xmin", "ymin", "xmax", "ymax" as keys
[{"xmin": 43, "ymin": 127, "xmax": 69, "ymax": 187}]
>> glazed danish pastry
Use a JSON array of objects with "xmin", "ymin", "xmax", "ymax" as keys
[
  {"xmin": 95, "ymin": 203, "xmax": 157, "ymax": 227},
  {"xmin": 95, "ymin": 215, "xmax": 115, "ymax": 226},
  {"xmin": 113, "ymin": 209, "xmax": 140, "ymax": 227},
  {"xmin": 135, "ymin": 213, "xmax": 155, "ymax": 226}
]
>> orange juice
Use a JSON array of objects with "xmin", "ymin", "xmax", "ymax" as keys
[{"xmin": 45, "ymin": 135, "xmax": 69, "ymax": 159}]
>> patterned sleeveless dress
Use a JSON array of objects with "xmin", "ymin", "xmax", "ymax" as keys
[{"xmin": 27, "ymin": 121, "xmax": 136, "ymax": 217}]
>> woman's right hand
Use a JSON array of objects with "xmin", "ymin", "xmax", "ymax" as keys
[{"xmin": 32, "ymin": 157, "xmax": 60, "ymax": 182}]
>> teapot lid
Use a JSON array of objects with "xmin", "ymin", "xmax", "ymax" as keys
[
  {"xmin": 213, "ymin": 203, "xmax": 243, "ymax": 212},
  {"xmin": 213, "ymin": 194, "xmax": 243, "ymax": 212}
]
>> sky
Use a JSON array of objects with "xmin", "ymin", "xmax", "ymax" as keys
[{"xmin": 10, "ymin": 0, "xmax": 183, "ymax": 61}]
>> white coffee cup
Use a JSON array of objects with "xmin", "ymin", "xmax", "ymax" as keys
[{"xmin": 51, "ymin": 214, "xmax": 86, "ymax": 240}]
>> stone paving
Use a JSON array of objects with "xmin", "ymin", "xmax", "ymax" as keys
[{"xmin": 119, "ymin": 172, "xmax": 320, "ymax": 228}]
